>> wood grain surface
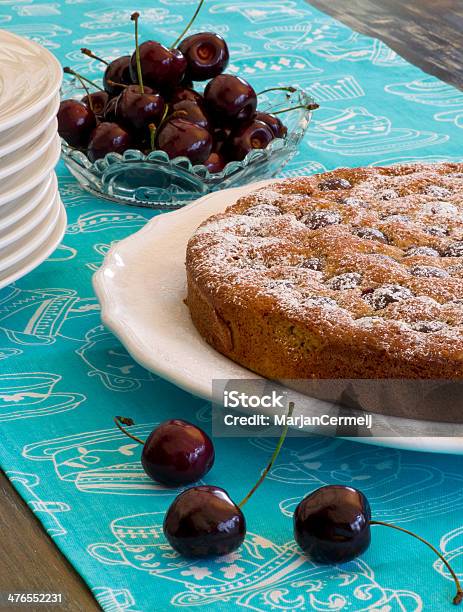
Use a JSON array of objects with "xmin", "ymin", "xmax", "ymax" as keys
[
  {"xmin": 1, "ymin": 1, "xmax": 462, "ymax": 610},
  {"xmin": 306, "ymin": 0, "xmax": 463, "ymax": 89},
  {"xmin": 0, "ymin": 471, "xmax": 99, "ymax": 611}
]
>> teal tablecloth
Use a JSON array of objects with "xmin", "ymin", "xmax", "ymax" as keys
[{"xmin": 1, "ymin": 1, "xmax": 463, "ymax": 610}]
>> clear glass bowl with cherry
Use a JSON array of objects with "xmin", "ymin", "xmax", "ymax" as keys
[{"xmin": 60, "ymin": 79, "xmax": 316, "ymax": 210}]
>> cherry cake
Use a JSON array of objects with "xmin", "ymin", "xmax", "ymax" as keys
[{"xmin": 186, "ymin": 164, "xmax": 463, "ymax": 382}]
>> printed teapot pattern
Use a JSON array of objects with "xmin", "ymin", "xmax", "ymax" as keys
[{"xmin": 88, "ymin": 512, "xmax": 421, "ymax": 610}]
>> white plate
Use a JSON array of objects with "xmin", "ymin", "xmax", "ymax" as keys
[
  {"xmin": 0, "ymin": 200, "xmax": 66, "ymax": 289},
  {"xmin": 93, "ymin": 183, "xmax": 463, "ymax": 455},
  {"xmin": 0, "ymin": 172, "xmax": 54, "ymax": 232},
  {"xmin": 0, "ymin": 173, "xmax": 57, "ymax": 248},
  {"xmin": 0, "ymin": 189, "xmax": 61, "ymax": 272},
  {"xmin": 0, "ymin": 134, "xmax": 60, "ymax": 207},
  {"xmin": 0, "ymin": 30, "xmax": 62, "ymax": 133},
  {"xmin": 0, "ymin": 93, "xmax": 60, "ymax": 159},
  {"xmin": 0, "ymin": 118, "xmax": 58, "ymax": 180}
]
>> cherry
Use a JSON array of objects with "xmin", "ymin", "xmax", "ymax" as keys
[
  {"xmin": 115, "ymin": 416, "xmax": 214, "ymax": 486},
  {"xmin": 178, "ymin": 32, "xmax": 229, "ymax": 81},
  {"xmin": 131, "ymin": 41, "xmax": 186, "ymax": 93},
  {"xmin": 143, "ymin": 419, "xmax": 214, "ymax": 485},
  {"xmin": 294, "ymin": 485, "xmax": 371, "ymax": 564},
  {"xmin": 81, "ymin": 49, "xmax": 133, "ymax": 97},
  {"xmin": 156, "ymin": 117, "xmax": 212, "ymax": 164},
  {"xmin": 225, "ymin": 119, "xmax": 274, "ymax": 161},
  {"xmin": 171, "ymin": 99, "xmax": 211, "ymax": 131},
  {"xmin": 87, "ymin": 122, "xmax": 132, "ymax": 162},
  {"xmin": 204, "ymin": 74, "xmax": 257, "ymax": 126},
  {"xmin": 295, "ymin": 485, "xmax": 463, "ymax": 606},
  {"xmin": 129, "ymin": 11, "xmax": 187, "ymax": 95},
  {"xmin": 115, "ymin": 85, "xmax": 165, "ymax": 133},
  {"xmin": 104, "ymin": 56, "xmax": 133, "ymax": 96},
  {"xmin": 57, "ymin": 99, "xmax": 96, "ymax": 148},
  {"xmin": 204, "ymin": 151, "xmax": 226, "ymax": 173},
  {"xmin": 256, "ymin": 111, "xmax": 287, "ymax": 139},
  {"xmin": 169, "ymin": 86, "xmax": 203, "ymax": 106},
  {"xmin": 163, "ymin": 486, "xmax": 245, "ymax": 557},
  {"xmin": 81, "ymin": 91, "xmax": 109, "ymax": 117}
]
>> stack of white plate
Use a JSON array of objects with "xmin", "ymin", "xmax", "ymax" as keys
[{"xmin": 0, "ymin": 29, "xmax": 65, "ymax": 290}]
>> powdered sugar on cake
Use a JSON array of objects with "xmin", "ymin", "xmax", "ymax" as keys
[{"xmin": 187, "ymin": 163, "xmax": 463, "ymax": 364}]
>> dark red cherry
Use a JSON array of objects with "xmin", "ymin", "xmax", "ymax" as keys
[
  {"xmin": 141, "ymin": 419, "xmax": 214, "ymax": 486},
  {"xmin": 156, "ymin": 117, "xmax": 212, "ymax": 164},
  {"xmin": 204, "ymin": 74, "xmax": 257, "ymax": 126},
  {"xmin": 294, "ymin": 485, "xmax": 371, "ymax": 564},
  {"xmin": 293, "ymin": 484, "xmax": 463, "ymax": 606},
  {"xmin": 256, "ymin": 111, "xmax": 287, "ymax": 139},
  {"xmin": 103, "ymin": 56, "xmax": 133, "ymax": 96},
  {"xmin": 178, "ymin": 32, "xmax": 229, "ymax": 81},
  {"xmin": 163, "ymin": 486, "xmax": 245, "ymax": 557},
  {"xmin": 116, "ymin": 85, "xmax": 165, "ymax": 132},
  {"xmin": 169, "ymin": 86, "xmax": 203, "ymax": 106},
  {"xmin": 225, "ymin": 119, "xmax": 274, "ymax": 161},
  {"xmin": 87, "ymin": 122, "xmax": 132, "ymax": 162},
  {"xmin": 204, "ymin": 151, "xmax": 226, "ymax": 173},
  {"xmin": 130, "ymin": 41, "xmax": 187, "ymax": 93},
  {"xmin": 57, "ymin": 99, "xmax": 96, "ymax": 148},
  {"xmin": 81, "ymin": 91, "xmax": 109, "ymax": 117},
  {"xmin": 171, "ymin": 100, "xmax": 211, "ymax": 131}
]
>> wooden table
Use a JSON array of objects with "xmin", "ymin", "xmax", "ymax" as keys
[
  {"xmin": 1, "ymin": 1, "xmax": 462, "ymax": 610},
  {"xmin": 307, "ymin": 0, "xmax": 463, "ymax": 89}
]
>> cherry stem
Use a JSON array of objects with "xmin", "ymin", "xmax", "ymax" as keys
[
  {"xmin": 131, "ymin": 12, "xmax": 144, "ymax": 94},
  {"xmin": 106, "ymin": 79, "xmax": 128, "ymax": 90},
  {"xmin": 155, "ymin": 103, "xmax": 172, "ymax": 134},
  {"xmin": 80, "ymin": 48, "xmax": 109, "ymax": 66},
  {"xmin": 63, "ymin": 67, "xmax": 105, "ymax": 92},
  {"xmin": 273, "ymin": 103, "xmax": 319, "ymax": 115},
  {"xmin": 114, "ymin": 416, "xmax": 145, "ymax": 445},
  {"xmin": 238, "ymin": 402, "xmax": 294, "ymax": 508},
  {"xmin": 257, "ymin": 86, "xmax": 297, "ymax": 96},
  {"xmin": 171, "ymin": 0, "xmax": 205, "ymax": 49},
  {"xmin": 370, "ymin": 521, "xmax": 463, "ymax": 605},
  {"xmin": 149, "ymin": 123, "xmax": 156, "ymax": 152}
]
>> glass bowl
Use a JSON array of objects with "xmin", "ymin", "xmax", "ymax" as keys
[{"xmin": 60, "ymin": 80, "xmax": 316, "ymax": 210}]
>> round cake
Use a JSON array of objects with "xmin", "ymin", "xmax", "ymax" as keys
[{"xmin": 186, "ymin": 164, "xmax": 463, "ymax": 380}]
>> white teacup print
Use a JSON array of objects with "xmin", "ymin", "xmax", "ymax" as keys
[
  {"xmin": 0, "ymin": 372, "xmax": 60, "ymax": 407},
  {"xmin": 0, "ymin": 372, "xmax": 85, "ymax": 421}
]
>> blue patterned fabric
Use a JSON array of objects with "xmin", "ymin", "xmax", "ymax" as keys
[{"xmin": 1, "ymin": 1, "xmax": 463, "ymax": 610}]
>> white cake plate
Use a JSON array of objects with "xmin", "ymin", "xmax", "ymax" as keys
[{"xmin": 93, "ymin": 182, "xmax": 463, "ymax": 455}]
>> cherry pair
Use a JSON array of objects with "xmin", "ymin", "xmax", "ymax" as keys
[{"xmin": 115, "ymin": 402, "xmax": 293, "ymax": 559}]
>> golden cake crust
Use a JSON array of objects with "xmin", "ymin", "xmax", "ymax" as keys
[{"xmin": 186, "ymin": 164, "xmax": 463, "ymax": 379}]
